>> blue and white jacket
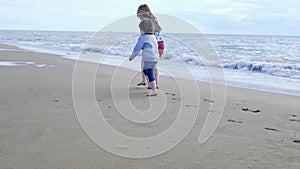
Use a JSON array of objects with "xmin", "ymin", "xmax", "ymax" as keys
[{"xmin": 130, "ymin": 34, "xmax": 159, "ymax": 61}]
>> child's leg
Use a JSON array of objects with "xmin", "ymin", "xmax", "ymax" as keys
[
  {"xmin": 158, "ymin": 49, "xmax": 164, "ymax": 57},
  {"xmin": 154, "ymin": 63, "xmax": 159, "ymax": 88},
  {"xmin": 137, "ymin": 59, "xmax": 147, "ymax": 86},
  {"xmin": 157, "ymin": 41, "xmax": 164, "ymax": 88},
  {"xmin": 143, "ymin": 68, "xmax": 158, "ymax": 96}
]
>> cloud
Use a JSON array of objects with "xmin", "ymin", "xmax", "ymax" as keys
[
  {"xmin": 208, "ymin": 8, "xmax": 234, "ymax": 15},
  {"xmin": 0, "ymin": 0, "xmax": 300, "ymax": 35}
]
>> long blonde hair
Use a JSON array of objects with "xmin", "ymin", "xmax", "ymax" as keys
[{"xmin": 137, "ymin": 4, "xmax": 162, "ymax": 32}]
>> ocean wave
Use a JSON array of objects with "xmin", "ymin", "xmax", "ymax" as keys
[
  {"xmin": 70, "ymin": 46, "xmax": 82, "ymax": 52},
  {"xmin": 81, "ymin": 47, "xmax": 131, "ymax": 56},
  {"xmin": 177, "ymin": 55, "xmax": 205, "ymax": 66},
  {"xmin": 222, "ymin": 60, "xmax": 300, "ymax": 79}
]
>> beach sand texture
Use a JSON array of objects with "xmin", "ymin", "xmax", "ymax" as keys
[{"xmin": 0, "ymin": 44, "xmax": 299, "ymax": 169}]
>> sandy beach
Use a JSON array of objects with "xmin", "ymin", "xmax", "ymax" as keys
[{"xmin": 0, "ymin": 44, "xmax": 299, "ymax": 169}]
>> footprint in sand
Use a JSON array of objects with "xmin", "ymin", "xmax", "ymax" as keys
[
  {"xmin": 242, "ymin": 107, "xmax": 261, "ymax": 113},
  {"xmin": 165, "ymin": 92, "xmax": 179, "ymax": 101},
  {"xmin": 264, "ymin": 127, "xmax": 279, "ymax": 132},
  {"xmin": 227, "ymin": 119, "xmax": 242, "ymax": 123},
  {"xmin": 289, "ymin": 115, "xmax": 300, "ymax": 122},
  {"xmin": 203, "ymin": 98, "xmax": 215, "ymax": 103},
  {"xmin": 293, "ymin": 140, "xmax": 300, "ymax": 144},
  {"xmin": 289, "ymin": 119, "xmax": 300, "ymax": 122},
  {"xmin": 165, "ymin": 92, "xmax": 176, "ymax": 96},
  {"xmin": 185, "ymin": 104, "xmax": 197, "ymax": 108}
]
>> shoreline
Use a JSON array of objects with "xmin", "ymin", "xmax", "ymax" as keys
[
  {"xmin": 1, "ymin": 44, "xmax": 300, "ymax": 168},
  {"xmin": 1, "ymin": 43, "xmax": 299, "ymax": 97}
]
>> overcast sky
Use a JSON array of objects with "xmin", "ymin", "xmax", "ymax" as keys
[{"xmin": 1, "ymin": 0, "xmax": 300, "ymax": 35}]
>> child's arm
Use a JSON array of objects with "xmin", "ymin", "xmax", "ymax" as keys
[{"xmin": 129, "ymin": 36, "xmax": 144, "ymax": 61}]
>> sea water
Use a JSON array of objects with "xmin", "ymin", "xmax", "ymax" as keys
[{"xmin": 1, "ymin": 30, "xmax": 299, "ymax": 96}]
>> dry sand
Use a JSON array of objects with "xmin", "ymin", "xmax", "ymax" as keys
[{"xmin": 0, "ymin": 44, "xmax": 299, "ymax": 169}]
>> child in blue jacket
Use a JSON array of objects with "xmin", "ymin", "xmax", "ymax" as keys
[{"xmin": 129, "ymin": 18, "xmax": 159, "ymax": 96}]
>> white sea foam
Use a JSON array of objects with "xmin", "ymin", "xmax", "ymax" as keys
[
  {"xmin": 0, "ymin": 61, "xmax": 36, "ymax": 66},
  {"xmin": 0, "ymin": 61, "xmax": 55, "ymax": 68}
]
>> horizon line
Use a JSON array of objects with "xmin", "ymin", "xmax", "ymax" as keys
[{"xmin": 0, "ymin": 29, "xmax": 299, "ymax": 37}]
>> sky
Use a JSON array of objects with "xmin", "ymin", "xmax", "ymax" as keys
[{"xmin": 1, "ymin": 0, "xmax": 300, "ymax": 35}]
